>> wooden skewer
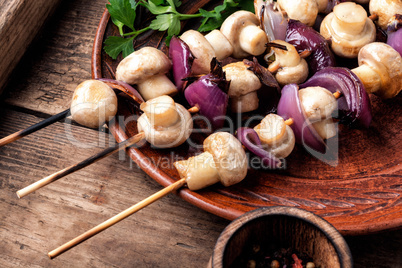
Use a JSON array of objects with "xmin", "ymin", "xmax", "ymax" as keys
[
  {"xmin": 369, "ymin": 14, "xmax": 378, "ymax": 21},
  {"xmin": 16, "ymin": 132, "xmax": 146, "ymax": 198},
  {"xmin": 187, "ymin": 105, "xmax": 200, "ymax": 114},
  {"xmin": 0, "ymin": 109, "xmax": 70, "ymax": 147},
  {"xmin": 16, "ymin": 105, "xmax": 199, "ymax": 198},
  {"xmin": 268, "ymin": 61, "xmax": 280, "ymax": 73},
  {"xmin": 299, "ymin": 50, "xmax": 312, "ymax": 59},
  {"xmin": 48, "ymin": 177, "xmax": 187, "ymax": 259}
]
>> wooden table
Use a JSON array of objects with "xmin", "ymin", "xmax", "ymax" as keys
[{"xmin": 0, "ymin": 0, "xmax": 401, "ymax": 267}]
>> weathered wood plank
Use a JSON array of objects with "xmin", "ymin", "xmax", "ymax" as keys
[
  {"xmin": 0, "ymin": 109, "xmax": 228, "ymax": 267},
  {"xmin": 3, "ymin": 0, "xmax": 107, "ymax": 114},
  {"xmin": 0, "ymin": 0, "xmax": 62, "ymax": 95}
]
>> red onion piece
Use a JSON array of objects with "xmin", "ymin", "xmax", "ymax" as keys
[
  {"xmin": 169, "ymin": 36, "xmax": 194, "ymax": 91},
  {"xmin": 96, "ymin": 78, "xmax": 144, "ymax": 104},
  {"xmin": 260, "ymin": 3, "xmax": 288, "ymax": 41},
  {"xmin": 184, "ymin": 59, "xmax": 229, "ymax": 130},
  {"xmin": 286, "ymin": 19, "xmax": 336, "ymax": 74},
  {"xmin": 387, "ymin": 15, "xmax": 402, "ymax": 57},
  {"xmin": 300, "ymin": 67, "xmax": 372, "ymax": 128},
  {"xmin": 236, "ymin": 127, "xmax": 283, "ymax": 169},
  {"xmin": 244, "ymin": 57, "xmax": 281, "ymax": 115},
  {"xmin": 277, "ymin": 84, "xmax": 326, "ymax": 153}
]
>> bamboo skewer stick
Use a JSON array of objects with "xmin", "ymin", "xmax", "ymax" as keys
[
  {"xmin": 16, "ymin": 105, "xmax": 199, "ymax": 198},
  {"xmin": 0, "ymin": 109, "xmax": 70, "ymax": 147},
  {"xmin": 48, "ymin": 177, "xmax": 187, "ymax": 259},
  {"xmin": 16, "ymin": 132, "xmax": 146, "ymax": 198}
]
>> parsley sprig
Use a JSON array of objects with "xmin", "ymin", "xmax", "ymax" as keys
[{"xmin": 104, "ymin": 0, "xmax": 254, "ymax": 59}]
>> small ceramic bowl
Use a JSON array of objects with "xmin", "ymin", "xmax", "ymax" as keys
[{"xmin": 209, "ymin": 206, "xmax": 353, "ymax": 268}]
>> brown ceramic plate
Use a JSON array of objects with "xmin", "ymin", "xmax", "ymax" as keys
[{"xmin": 92, "ymin": 1, "xmax": 402, "ymax": 235}]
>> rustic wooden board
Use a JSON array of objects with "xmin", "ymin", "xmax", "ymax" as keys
[
  {"xmin": 0, "ymin": 0, "xmax": 62, "ymax": 95},
  {"xmin": 3, "ymin": 0, "xmax": 106, "ymax": 114},
  {"xmin": 0, "ymin": 109, "xmax": 228, "ymax": 267}
]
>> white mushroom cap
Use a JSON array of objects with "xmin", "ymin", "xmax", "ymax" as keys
[
  {"xmin": 320, "ymin": 2, "xmax": 376, "ymax": 58},
  {"xmin": 180, "ymin": 30, "xmax": 216, "ymax": 75},
  {"xmin": 352, "ymin": 42, "xmax": 402, "ymax": 99},
  {"xmin": 204, "ymin": 29, "xmax": 233, "ymax": 60},
  {"xmin": 254, "ymin": 114, "xmax": 295, "ymax": 158},
  {"xmin": 203, "ymin": 132, "xmax": 248, "ymax": 187},
  {"xmin": 299, "ymin": 86, "xmax": 337, "ymax": 120},
  {"xmin": 220, "ymin": 11, "xmax": 268, "ymax": 58},
  {"xmin": 223, "ymin": 62, "xmax": 261, "ymax": 98},
  {"xmin": 116, "ymin": 47, "xmax": 172, "ymax": 84},
  {"xmin": 137, "ymin": 101, "xmax": 193, "ymax": 148},
  {"xmin": 268, "ymin": 40, "xmax": 309, "ymax": 86},
  {"xmin": 277, "ymin": 0, "xmax": 318, "ymax": 27},
  {"xmin": 70, "ymin": 80, "xmax": 117, "ymax": 128},
  {"xmin": 116, "ymin": 47, "xmax": 178, "ymax": 101},
  {"xmin": 223, "ymin": 61, "xmax": 262, "ymax": 113},
  {"xmin": 369, "ymin": 0, "xmax": 402, "ymax": 30}
]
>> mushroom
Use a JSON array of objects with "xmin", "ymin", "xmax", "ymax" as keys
[
  {"xmin": 137, "ymin": 95, "xmax": 193, "ymax": 148},
  {"xmin": 204, "ymin": 29, "xmax": 234, "ymax": 61},
  {"xmin": 369, "ymin": 0, "xmax": 402, "ymax": 30},
  {"xmin": 320, "ymin": 2, "xmax": 376, "ymax": 58},
  {"xmin": 115, "ymin": 47, "xmax": 178, "ymax": 101},
  {"xmin": 277, "ymin": 0, "xmax": 318, "ymax": 27},
  {"xmin": 253, "ymin": 114, "xmax": 296, "ymax": 158},
  {"xmin": 220, "ymin": 11, "xmax": 268, "ymax": 58},
  {"xmin": 299, "ymin": 86, "xmax": 338, "ymax": 139},
  {"xmin": 70, "ymin": 80, "xmax": 118, "ymax": 128},
  {"xmin": 174, "ymin": 132, "xmax": 248, "ymax": 190},
  {"xmin": 223, "ymin": 61, "xmax": 262, "ymax": 113},
  {"xmin": 180, "ymin": 30, "xmax": 216, "ymax": 75},
  {"xmin": 267, "ymin": 40, "xmax": 309, "ymax": 86},
  {"xmin": 351, "ymin": 42, "xmax": 402, "ymax": 99}
]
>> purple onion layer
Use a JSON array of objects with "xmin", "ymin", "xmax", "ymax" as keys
[
  {"xmin": 277, "ymin": 84, "xmax": 326, "ymax": 153},
  {"xmin": 286, "ymin": 19, "xmax": 336, "ymax": 74},
  {"xmin": 236, "ymin": 127, "xmax": 282, "ymax": 169},
  {"xmin": 300, "ymin": 67, "xmax": 372, "ymax": 128},
  {"xmin": 169, "ymin": 36, "xmax": 194, "ymax": 91},
  {"xmin": 184, "ymin": 60, "xmax": 229, "ymax": 130}
]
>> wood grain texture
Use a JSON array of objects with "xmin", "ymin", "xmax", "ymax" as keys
[
  {"xmin": 3, "ymin": 0, "xmax": 107, "ymax": 114},
  {"xmin": 0, "ymin": 109, "xmax": 228, "ymax": 267},
  {"xmin": 0, "ymin": 0, "xmax": 62, "ymax": 95}
]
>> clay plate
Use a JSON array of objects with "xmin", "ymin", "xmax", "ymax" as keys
[{"xmin": 92, "ymin": 1, "xmax": 402, "ymax": 235}]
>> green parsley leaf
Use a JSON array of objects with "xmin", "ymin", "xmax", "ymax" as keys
[
  {"xmin": 237, "ymin": 0, "xmax": 255, "ymax": 12},
  {"xmin": 104, "ymin": 36, "xmax": 135, "ymax": 59},
  {"xmin": 106, "ymin": 0, "xmax": 137, "ymax": 31},
  {"xmin": 140, "ymin": 0, "xmax": 176, "ymax": 15},
  {"xmin": 197, "ymin": 0, "xmax": 239, "ymax": 32},
  {"xmin": 111, "ymin": 17, "xmax": 125, "ymax": 36},
  {"xmin": 149, "ymin": 13, "xmax": 176, "ymax": 31}
]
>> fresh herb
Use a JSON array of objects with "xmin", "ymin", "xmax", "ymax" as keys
[{"xmin": 104, "ymin": 0, "xmax": 254, "ymax": 59}]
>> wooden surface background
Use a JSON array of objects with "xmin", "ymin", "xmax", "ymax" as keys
[
  {"xmin": 0, "ymin": 0, "xmax": 401, "ymax": 267},
  {"xmin": 0, "ymin": 0, "xmax": 62, "ymax": 94}
]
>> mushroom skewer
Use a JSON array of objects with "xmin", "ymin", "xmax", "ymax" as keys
[
  {"xmin": 48, "ymin": 132, "xmax": 247, "ymax": 259},
  {"xmin": 17, "ymin": 95, "xmax": 193, "ymax": 198},
  {"xmin": 0, "ymin": 79, "xmax": 139, "ymax": 148}
]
